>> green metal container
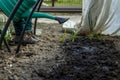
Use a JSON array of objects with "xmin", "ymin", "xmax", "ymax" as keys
[
  {"xmin": 0, "ymin": 0, "xmax": 68, "ymax": 24},
  {"xmin": 0, "ymin": 0, "xmax": 37, "ymax": 21}
]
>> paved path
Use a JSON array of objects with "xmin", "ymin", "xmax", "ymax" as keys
[
  {"xmin": 35, "ymin": 13, "xmax": 81, "ymax": 24},
  {"xmin": 0, "ymin": 13, "xmax": 81, "ymax": 24}
]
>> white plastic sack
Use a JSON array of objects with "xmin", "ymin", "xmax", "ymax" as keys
[
  {"xmin": 62, "ymin": 20, "xmax": 80, "ymax": 32},
  {"xmin": 77, "ymin": 0, "xmax": 120, "ymax": 36}
]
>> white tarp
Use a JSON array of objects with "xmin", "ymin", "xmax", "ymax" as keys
[
  {"xmin": 77, "ymin": 0, "xmax": 120, "ymax": 36},
  {"xmin": 1, "ymin": 0, "xmax": 120, "ymax": 36}
]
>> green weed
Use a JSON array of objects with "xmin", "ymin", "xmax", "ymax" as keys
[
  {"xmin": 117, "ymin": 36, "xmax": 120, "ymax": 40},
  {"xmin": 88, "ymin": 32, "xmax": 104, "ymax": 41},
  {"xmin": 60, "ymin": 29, "xmax": 67, "ymax": 43},
  {"xmin": 70, "ymin": 30, "xmax": 77, "ymax": 42},
  {"xmin": 0, "ymin": 26, "xmax": 13, "ymax": 46}
]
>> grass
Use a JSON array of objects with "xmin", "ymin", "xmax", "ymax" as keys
[{"xmin": 44, "ymin": 0, "xmax": 82, "ymax": 6}]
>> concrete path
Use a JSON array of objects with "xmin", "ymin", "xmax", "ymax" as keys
[
  {"xmin": 35, "ymin": 13, "xmax": 81, "ymax": 24},
  {"xmin": 0, "ymin": 13, "xmax": 81, "ymax": 24}
]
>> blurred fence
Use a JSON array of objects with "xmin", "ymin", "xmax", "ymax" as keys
[{"xmin": 40, "ymin": 0, "xmax": 82, "ymax": 13}]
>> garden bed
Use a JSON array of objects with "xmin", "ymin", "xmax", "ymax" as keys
[{"xmin": 0, "ymin": 23, "xmax": 120, "ymax": 80}]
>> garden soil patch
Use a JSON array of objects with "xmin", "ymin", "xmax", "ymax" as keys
[{"xmin": 0, "ymin": 23, "xmax": 120, "ymax": 80}]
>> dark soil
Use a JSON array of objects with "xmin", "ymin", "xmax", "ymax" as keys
[{"xmin": 0, "ymin": 23, "xmax": 120, "ymax": 80}]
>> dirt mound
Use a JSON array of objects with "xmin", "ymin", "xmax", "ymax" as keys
[{"xmin": 0, "ymin": 23, "xmax": 120, "ymax": 80}]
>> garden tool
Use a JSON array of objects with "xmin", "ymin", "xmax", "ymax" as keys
[{"xmin": 0, "ymin": 0, "xmax": 69, "ymax": 24}]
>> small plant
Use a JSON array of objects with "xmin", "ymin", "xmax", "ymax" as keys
[
  {"xmin": 5, "ymin": 31, "xmax": 12, "ymax": 40},
  {"xmin": 0, "ymin": 25, "xmax": 13, "ymax": 46},
  {"xmin": 88, "ymin": 32, "xmax": 95, "ymax": 40},
  {"xmin": 88, "ymin": 32, "xmax": 104, "ymax": 41},
  {"xmin": 117, "ymin": 36, "xmax": 120, "ymax": 40},
  {"xmin": 5, "ymin": 24, "xmax": 13, "ymax": 41},
  {"xmin": 60, "ymin": 29, "xmax": 77, "ymax": 43},
  {"xmin": 96, "ymin": 34, "xmax": 104, "ymax": 41},
  {"xmin": 70, "ymin": 30, "xmax": 77, "ymax": 42},
  {"xmin": 60, "ymin": 28, "xmax": 67, "ymax": 43}
]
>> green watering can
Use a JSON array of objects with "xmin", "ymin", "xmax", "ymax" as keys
[{"xmin": 0, "ymin": 0, "xmax": 68, "ymax": 24}]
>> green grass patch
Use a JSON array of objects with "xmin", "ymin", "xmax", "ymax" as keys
[{"xmin": 44, "ymin": 0, "xmax": 82, "ymax": 6}]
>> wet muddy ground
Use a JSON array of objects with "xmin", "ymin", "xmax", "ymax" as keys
[{"xmin": 0, "ymin": 23, "xmax": 120, "ymax": 80}]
